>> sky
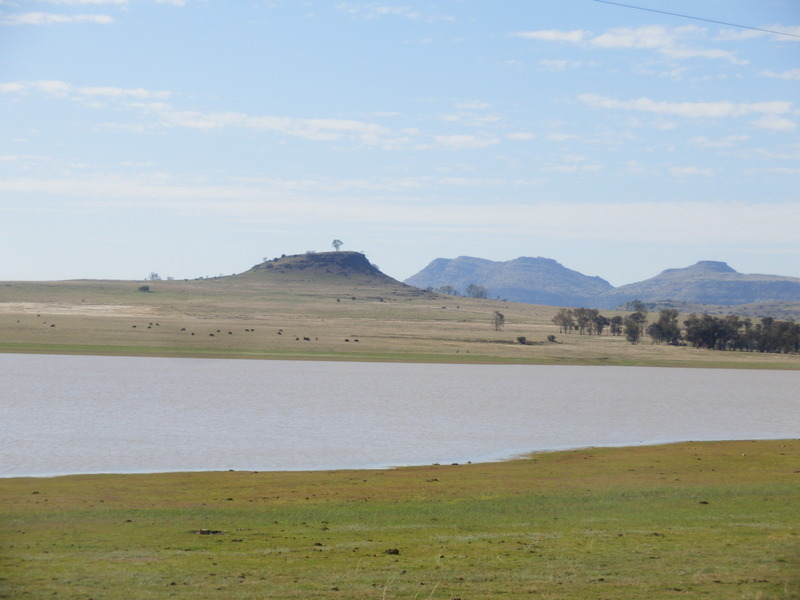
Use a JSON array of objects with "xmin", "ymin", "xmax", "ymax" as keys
[{"xmin": 1, "ymin": 0, "xmax": 798, "ymax": 286}]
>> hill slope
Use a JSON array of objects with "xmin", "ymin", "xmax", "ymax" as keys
[
  {"xmin": 404, "ymin": 257, "xmax": 800, "ymax": 311},
  {"xmin": 245, "ymin": 251, "xmax": 404, "ymax": 285},
  {"xmin": 595, "ymin": 261, "xmax": 800, "ymax": 309},
  {"xmin": 404, "ymin": 256, "xmax": 614, "ymax": 307}
]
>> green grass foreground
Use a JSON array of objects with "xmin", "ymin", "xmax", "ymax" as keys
[{"xmin": 2, "ymin": 441, "xmax": 798, "ymax": 599}]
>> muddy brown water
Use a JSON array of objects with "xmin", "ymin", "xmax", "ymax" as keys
[{"xmin": 2, "ymin": 354, "xmax": 798, "ymax": 476}]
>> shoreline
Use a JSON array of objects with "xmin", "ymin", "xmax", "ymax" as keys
[
  {"xmin": 4, "ymin": 437, "xmax": 797, "ymax": 481},
  {"xmin": 2, "ymin": 345, "xmax": 799, "ymax": 370}
]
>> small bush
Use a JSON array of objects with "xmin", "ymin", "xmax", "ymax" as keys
[{"xmin": 547, "ymin": 334, "xmax": 556, "ymax": 342}]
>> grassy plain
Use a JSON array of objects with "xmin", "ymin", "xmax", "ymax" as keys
[
  {"xmin": 1, "ymin": 264, "xmax": 798, "ymax": 369},
  {"xmin": 2, "ymin": 440, "xmax": 798, "ymax": 599},
  {"xmin": 2, "ymin": 259, "xmax": 798, "ymax": 598}
]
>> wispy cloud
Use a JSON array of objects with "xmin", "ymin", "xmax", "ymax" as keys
[
  {"xmin": 335, "ymin": 2, "xmax": 451, "ymax": 23},
  {"xmin": 434, "ymin": 135, "xmax": 500, "ymax": 150},
  {"xmin": 670, "ymin": 166, "xmax": 713, "ymax": 177},
  {"xmin": 0, "ymin": 80, "xmax": 170, "ymax": 99},
  {"xmin": 0, "ymin": 79, "xmax": 510, "ymax": 149},
  {"xmin": 515, "ymin": 29, "xmax": 588, "ymax": 43},
  {"xmin": 690, "ymin": 135, "xmax": 749, "ymax": 148},
  {"xmin": 514, "ymin": 25, "xmax": 744, "ymax": 63},
  {"xmin": 578, "ymin": 94, "xmax": 793, "ymax": 119},
  {"xmin": 32, "ymin": 0, "xmax": 128, "ymax": 5},
  {"xmin": 760, "ymin": 68, "xmax": 800, "ymax": 80},
  {"xmin": 0, "ymin": 12, "xmax": 114, "ymax": 24},
  {"xmin": 751, "ymin": 114, "xmax": 796, "ymax": 132},
  {"xmin": 3, "ymin": 174, "xmax": 796, "ymax": 245}
]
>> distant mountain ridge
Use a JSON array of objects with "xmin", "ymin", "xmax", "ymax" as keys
[
  {"xmin": 403, "ymin": 256, "xmax": 800, "ymax": 309},
  {"xmin": 404, "ymin": 256, "xmax": 613, "ymax": 307}
]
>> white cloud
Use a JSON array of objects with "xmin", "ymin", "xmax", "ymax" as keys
[
  {"xmin": 434, "ymin": 135, "xmax": 500, "ymax": 150},
  {"xmin": 538, "ymin": 59, "xmax": 586, "ymax": 71},
  {"xmin": 760, "ymin": 68, "xmax": 800, "ymax": 80},
  {"xmin": 33, "ymin": 0, "xmax": 127, "ymax": 5},
  {"xmin": 543, "ymin": 164, "xmax": 603, "ymax": 173},
  {"xmin": 137, "ymin": 102, "xmax": 410, "ymax": 146},
  {"xmin": 456, "ymin": 100, "xmax": 491, "ymax": 111},
  {"xmin": 690, "ymin": 135, "xmax": 749, "ymax": 148},
  {"xmin": 0, "ymin": 80, "xmax": 170, "ymax": 100},
  {"xmin": 670, "ymin": 166, "xmax": 713, "ymax": 177},
  {"xmin": 335, "ymin": 2, "xmax": 450, "ymax": 22},
  {"xmin": 78, "ymin": 86, "xmax": 171, "ymax": 99},
  {"xmin": 578, "ymin": 94, "xmax": 793, "ymax": 119},
  {"xmin": 513, "ymin": 29, "xmax": 588, "ymax": 43},
  {"xmin": 590, "ymin": 25, "xmax": 678, "ymax": 49},
  {"xmin": 1, "ymin": 12, "xmax": 114, "ymax": 25},
  {"xmin": 516, "ymin": 25, "xmax": 745, "ymax": 63},
  {"xmin": 751, "ymin": 114, "xmax": 796, "ymax": 132},
  {"xmin": 506, "ymin": 132, "xmax": 534, "ymax": 141}
]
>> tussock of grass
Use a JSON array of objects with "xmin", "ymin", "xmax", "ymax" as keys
[{"xmin": 2, "ymin": 440, "xmax": 798, "ymax": 599}]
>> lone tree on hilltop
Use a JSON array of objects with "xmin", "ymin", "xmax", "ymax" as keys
[{"xmin": 332, "ymin": 239, "xmax": 343, "ymax": 251}]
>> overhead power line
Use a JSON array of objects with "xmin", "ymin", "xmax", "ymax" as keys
[{"xmin": 592, "ymin": 0, "xmax": 800, "ymax": 40}]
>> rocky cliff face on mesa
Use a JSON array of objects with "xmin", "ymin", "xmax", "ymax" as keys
[{"xmin": 403, "ymin": 257, "xmax": 800, "ymax": 309}]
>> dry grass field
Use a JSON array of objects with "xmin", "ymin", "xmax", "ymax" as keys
[{"xmin": 1, "ymin": 254, "xmax": 798, "ymax": 369}]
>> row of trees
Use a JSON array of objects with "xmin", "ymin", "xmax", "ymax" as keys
[
  {"xmin": 682, "ymin": 314, "xmax": 800, "ymax": 354},
  {"xmin": 433, "ymin": 283, "xmax": 488, "ymax": 299},
  {"xmin": 552, "ymin": 308, "xmax": 624, "ymax": 336},
  {"xmin": 553, "ymin": 306, "xmax": 799, "ymax": 354}
]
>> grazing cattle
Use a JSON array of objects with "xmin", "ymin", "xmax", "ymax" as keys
[
  {"xmin": 181, "ymin": 328, "xmax": 186, "ymax": 331},
  {"xmin": 209, "ymin": 333, "xmax": 215, "ymax": 337},
  {"xmin": 132, "ymin": 325, "xmax": 137, "ymax": 328},
  {"xmin": 228, "ymin": 331, "xmax": 233, "ymax": 335},
  {"xmin": 50, "ymin": 324, "xmax": 55, "ymax": 328},
  {"xmin": 303, "ymin": 337, "xmax": 310, "ymax": 341},
  {"xmin": 344, "ymin": 339, "xmax": 350, "ymax": 342}
]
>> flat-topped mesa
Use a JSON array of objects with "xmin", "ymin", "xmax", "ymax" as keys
[
  {"xmin": 658, "ymin": 261, "xmax": 737, "ymax": 277},
  {"xmin": 246, "ymin": 251, "xmax": 403, "ymax": 285}
]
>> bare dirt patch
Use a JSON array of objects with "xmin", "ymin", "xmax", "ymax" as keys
[{"xmin": 0, "ymin": 302, "xmax": 156, "ymax": 318}]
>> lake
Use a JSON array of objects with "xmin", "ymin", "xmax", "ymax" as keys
[{"xmin": 2, "ymin": 353, "xmax": 798, "ymax": 477}]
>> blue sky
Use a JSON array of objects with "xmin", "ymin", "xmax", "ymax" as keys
[{"xmin": 1, "ymin": 0, "xmax": 798, "ymax": 286}]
